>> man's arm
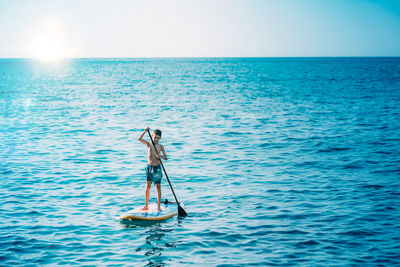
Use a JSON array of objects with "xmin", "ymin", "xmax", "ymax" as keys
[
  {"xmin": 160, "ymin": 145, "xmax": 168, "ymax": 160},
  {"xmin": 139, "ymin": 127, "xmax": 150, "ymax": 146}
]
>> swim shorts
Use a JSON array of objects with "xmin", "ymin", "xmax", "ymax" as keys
[{"xmin": 146, "ymin": 164, "xmax": 163, "ymax": 184}]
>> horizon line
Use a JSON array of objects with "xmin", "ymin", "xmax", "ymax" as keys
[{"xmin": 0, "ymin": 56, "xmax": 399, "ymax": 59}]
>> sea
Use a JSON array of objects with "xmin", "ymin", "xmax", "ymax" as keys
[{"xmin": 1, "ymin": 58, "xmax": 399, "ymax": 266}]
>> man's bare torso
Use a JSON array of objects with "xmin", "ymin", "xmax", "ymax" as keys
[{"xmin": 147, "ymin": 143, "xmax": 162, "ymax": 166}]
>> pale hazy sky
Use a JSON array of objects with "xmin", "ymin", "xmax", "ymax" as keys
[{"xmin": 0, "ymin": 0, "xmax": 400, "ymax": 58}]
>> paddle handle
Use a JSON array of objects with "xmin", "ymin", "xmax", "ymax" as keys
[{"xmin": 147, "ymin": 130, "xmax": 180, "ymax": 205}]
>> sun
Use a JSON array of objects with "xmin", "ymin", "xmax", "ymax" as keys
[
  {"xmin": 28, "ymin": 20, "xmax": 73, "ymax": 62},
  {"xmin": 31, "ymin": 36, "xmax": 65, "ymax": 62}
]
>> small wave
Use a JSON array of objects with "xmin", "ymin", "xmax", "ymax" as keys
[
  {"xmin": 64, "ymin": 129, "xmax": 94, "ymax": 134},
  {"xmin": 296, "ymin": 240, "xmax": 319, "ymax": 247},
  {"xmin": 287, "ymin": 189, "xmax": 313, "ymax": 194},
  {"xmin": 170, "ymin": 142, "xmax": 184, "ymax": 146},
  {"xmin": 244, "ymin": 224, "xmax": 276, "ymax": 231},
  {"xmin": 94, "ymin": 149, "xmax": 118, "ymax": 155},
  {"xmin": 318, "ymin": 147, "xmax": 350, "ymax": 153},
  {"xmin": 294, "ymin": 161, "xmax": 319, "ymax": 167},
  {"xmin": 342, "ymin": 162, "xmax": 363, "ymax": 169},
  {"xmin": 339, "ymin": 230, "xmax": 378, "ymax": 237},
  {"xmin": 258, "ymin": 143, "xmax": 285, "ymax": 148},
  {"xmin": 265, "ymin": 189, "xmax": 281, "ymax": 193},
  {"xmin": 371, "ymin": 168, "xmax": 400, "ymax": 174},
  {"xmin": 362, "ymin": 184, "xmax": 385, "ymax": 189},
  {"xmin": 276, "ymin": 229, "xmax": 308, "ymax": 235},
  {"xmin": 223, "ymin": 131, "xmax": 248, "ymax": 136}
]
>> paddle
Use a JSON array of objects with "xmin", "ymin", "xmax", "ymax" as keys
[{"xmin": 147, "ymin": 129, "xmax": 188, "ymax": 217}]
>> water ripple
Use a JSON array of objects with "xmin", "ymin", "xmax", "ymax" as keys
[{"xmin": 1, "ymin": 58, "xmax": 400, "ymax": 266}]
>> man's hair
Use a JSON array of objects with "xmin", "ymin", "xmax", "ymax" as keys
[{"xmin": 154, "ymin": 129, "xmax": 162, "ymax": 137}]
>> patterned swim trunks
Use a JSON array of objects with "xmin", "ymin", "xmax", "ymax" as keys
[{"xmin": 146, "ymin": 164, "xmax": 163, "ymax": 184}]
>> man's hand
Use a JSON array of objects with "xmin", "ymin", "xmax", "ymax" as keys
[{"xmin": 139, "ymin": 127, "xmax": 150, "ymax": 145}]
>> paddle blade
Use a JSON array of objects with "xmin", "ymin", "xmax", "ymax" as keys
[{"xmin": 178, "ymin": 204, "xmax": 188, "ymax": 217}]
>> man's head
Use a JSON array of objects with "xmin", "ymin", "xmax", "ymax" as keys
[{"xmin": 152, "ymin": 129, "xmax": 162, "ymax": 143}]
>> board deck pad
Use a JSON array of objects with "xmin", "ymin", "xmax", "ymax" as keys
[{"xmin": 120, "ymin": 202, "xmax": 181, "ymax": 221}]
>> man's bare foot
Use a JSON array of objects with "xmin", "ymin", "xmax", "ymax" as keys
[
  {"xmin": 141, "ymin": 206, "xmax": 149, "ymax": 211},
  {"xmin": 157, "ymin": 207, "xmax": 162, "ymax": 212}
]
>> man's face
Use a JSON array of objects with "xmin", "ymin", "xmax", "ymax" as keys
[{"xmin": 153, "ymin": 134, "xmax": 161, "ymax": 143}]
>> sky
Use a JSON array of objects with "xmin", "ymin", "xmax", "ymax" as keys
[{"xmin": 0, "ymin": 0, "xmax": 400, "ymax": 58}]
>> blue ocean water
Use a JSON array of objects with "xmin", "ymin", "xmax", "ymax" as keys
[{"xmin": 1, "ymin": 58, "xmax": 400, "ymax": 266}]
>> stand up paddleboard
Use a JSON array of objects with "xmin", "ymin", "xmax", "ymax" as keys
[{"xmin": 120, "ymin": 201, "xmax": 182, "ymax": 222}]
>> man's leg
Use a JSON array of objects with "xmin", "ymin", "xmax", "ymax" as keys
[
  {"xmin": 155, "ymin": 183, "xmax": 161, "ymax": 211},
  {"xmin": 141, "ymin": 180, "xmax": 152, "ymax": 210}
]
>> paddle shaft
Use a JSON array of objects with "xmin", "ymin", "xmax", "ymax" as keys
[{"xmin": 147, "ymin": 130, "xmax": 180, "ymax": 205}]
